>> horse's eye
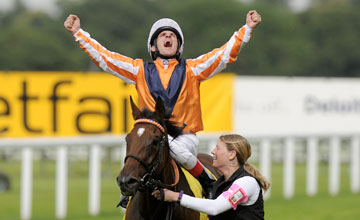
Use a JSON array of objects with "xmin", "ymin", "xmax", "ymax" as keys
[{"xmin": 151, "ymin": 139, "xmax": 160, "ymax": 146}]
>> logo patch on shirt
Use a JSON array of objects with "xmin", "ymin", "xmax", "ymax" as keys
[{"xmin": 229, "ymin": 190, "xmax": 244, "ymax": 206}]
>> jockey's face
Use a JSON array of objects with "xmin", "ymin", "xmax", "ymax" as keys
[{"xmin": 151, "ymin": 30, "xmax": 178, "ymax": 58}]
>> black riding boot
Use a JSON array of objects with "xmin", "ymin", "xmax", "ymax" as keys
[
  {"xmin": 196, "ymin": 169, "xmax": 215, "ymax": 199},
  {"xmin": 116, "ymin": 195, "xmax": 129, "ymax": 208}
]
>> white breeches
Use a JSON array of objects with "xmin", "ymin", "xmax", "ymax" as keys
[{"xmin": 168, "ymin": 133, "xmax": 199, "ymax": 170}]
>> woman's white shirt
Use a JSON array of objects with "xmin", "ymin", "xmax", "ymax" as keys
[{"xmin": 180, "ymin": 176, "xmax": 260, "ymax": 216}]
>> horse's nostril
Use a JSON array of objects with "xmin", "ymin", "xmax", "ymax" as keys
[
  {"xmin": 127, "ymin": 177, "xmax": 138, "ymax": 186},
  {"xmin": 117, "ymin": 175, "xmax": 138, "ymax": 188}
]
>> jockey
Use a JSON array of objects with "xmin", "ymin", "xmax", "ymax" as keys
[{"xmin": 64, "ymin": 10, "xmax": 262, "ymax": 207}]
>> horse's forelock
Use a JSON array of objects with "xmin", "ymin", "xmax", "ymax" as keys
[{"xmin": 140, "ymin": 108, "xmax": 161, "ymax": 123}]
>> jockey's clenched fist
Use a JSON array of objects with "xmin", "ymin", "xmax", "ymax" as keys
[
  {"xmin": 246, "ymin": 10, "xmax": 262, "ymax": 29},
  {"xmin": 64, "ymin": 14, "xmax": 81, "ymax": 34}
]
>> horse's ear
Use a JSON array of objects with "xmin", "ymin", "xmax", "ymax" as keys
[
  {"xmin": 155, "ymin": 97, "xmax": 165, "ymax": 121},
  {"xmin": 130, "ymin": 96, "xmax": 142, "ymax": 120}
]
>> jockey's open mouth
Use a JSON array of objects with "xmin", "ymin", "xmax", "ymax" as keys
[{"xmin": 164, "ymin": 40, "xmax": 172, "ymax": 47}]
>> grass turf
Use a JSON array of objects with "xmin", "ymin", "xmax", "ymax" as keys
[{"xmin": 0, "ymin": 159, "xmax": 359, "ymax": 220}]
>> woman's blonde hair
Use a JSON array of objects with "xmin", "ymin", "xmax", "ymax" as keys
[{"xmin": 219, "ymin": 134, "xmax": 270, "ymax": 191}]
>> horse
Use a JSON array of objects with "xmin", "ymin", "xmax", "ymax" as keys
[{"xmin": 117, "ymin": 97, "xmax": 220, "ymax": 220}]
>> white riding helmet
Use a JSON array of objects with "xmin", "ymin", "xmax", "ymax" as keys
[{"xmin": 147, "ymin": 18, "xmax": 184, "ymax": 60}]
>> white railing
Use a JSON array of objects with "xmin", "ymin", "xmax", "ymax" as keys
[
  {"xmin": 0, "ymin": 134, "xmax": 359, "ymax": 220},
  {"xmin": 1, "ymin": 135, "xmax": 125, "ymax": 220}
]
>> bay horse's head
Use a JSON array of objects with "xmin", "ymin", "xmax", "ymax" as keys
[{"xmin": 117, "ymin": 97, "xmax": 182, "ymax": 196}]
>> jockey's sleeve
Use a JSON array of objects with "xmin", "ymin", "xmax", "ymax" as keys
[
  {"xmin": 186, "ymin": 24, "xmax": 252, "ymax": 82},
  {"xmin": 180, "ymin": 176, "xmax": 260, "ymax": 215},
  {"xmin": 73, "ymin": 29, "xmax": 143, "ymax": 85}
]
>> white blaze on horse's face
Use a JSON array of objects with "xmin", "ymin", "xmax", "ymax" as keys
[{"xmin": 137, "ymin": 128, "xmax": 145, "ymax": 137}]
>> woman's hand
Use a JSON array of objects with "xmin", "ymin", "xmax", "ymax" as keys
[{"xmin": 152, "ymin": 189, "xmax": 179, "ymax": 202}]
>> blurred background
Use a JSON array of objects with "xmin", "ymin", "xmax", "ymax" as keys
[
  {"xmin": 0, "ymin": 0, "xmax": 359, "ymax": 76},
  {"xmin": 0, "ymin": 0, "xmax": 360, "ymax": 219}
]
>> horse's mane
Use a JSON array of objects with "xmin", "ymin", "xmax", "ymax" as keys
[{"xmin": 140, "ymin": 108, "xmax": 184, "ymax": 139}]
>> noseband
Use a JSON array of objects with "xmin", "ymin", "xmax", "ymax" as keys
[{"xmin": 124, "ymin": 119, "xmax": 179, "ymax": 191}]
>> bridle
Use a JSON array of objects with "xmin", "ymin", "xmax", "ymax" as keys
[{"xmin": 123, "ymin": 118, "xmax": 179, "ymax": 191}]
